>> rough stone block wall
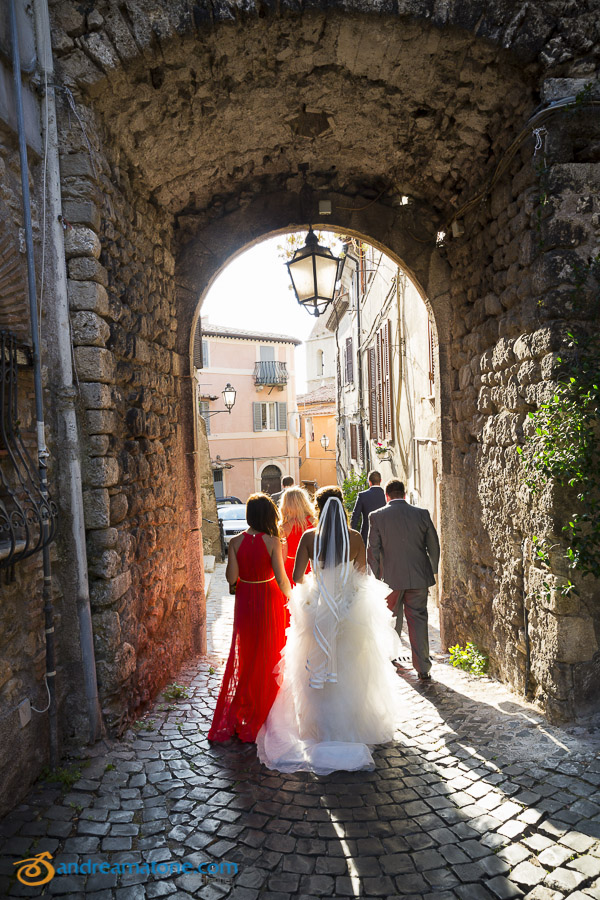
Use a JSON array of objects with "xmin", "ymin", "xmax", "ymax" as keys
[
  {"xmin": 0, "ymin": 127, "xmax": 70, "ymax": 816},
  {"xmin": 440, "ymin": 108, "xmax": 600, "ymax": 719},
  {"xmin": 58, "ymin": 122, "xmax": 205, "ymax": 732}
]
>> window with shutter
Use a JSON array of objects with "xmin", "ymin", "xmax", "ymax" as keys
[
  {"xmin": 277, "ymin": 402, "xmax": 287, "ymax": 431},
  {"xmin": 260, "ymin": 345, "xmax": 275, "ymax": 361},
  {"xmin": 193, "ymin": 321, "xmax": 204, "ymax": 369},
  {"xmin": 358, "ymin": 426, "xmax": 364, "ymax": 464},
  {"xmin": 368, "ymin": 347, "xmax": 377, "ymax": 439},
  {"xmin": 199, "ymin": 400, "xmax": 211, "ymax": 436},
  {"xmin": 345, "ymin": 337, "xmax": 354, "ymax": 384},
  {"xmin": 253, "ymin": 402, "xmax": 263, "ymax": 432},
  {"xmin": 376, "ymin": 330, "xmax": 384, "ymax": 439},
  {"xmin": 350, "ymin": 423, "xmax": 358, "ymax": 461}
]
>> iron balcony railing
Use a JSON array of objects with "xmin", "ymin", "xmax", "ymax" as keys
[
  {"xmin": 254, "ymin": 360, "xmax": 288, "ymax": 386},
  {"xmin": 0, "ymin": 331, "xmax": 57, "ymax": 571}
]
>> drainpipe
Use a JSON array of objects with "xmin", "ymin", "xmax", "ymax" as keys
[
  {"xmin": 32, "ymin": 0, "xmax": 103, "ymax": 742},
  {"xmin": 9, "ymin": 0, "xmax": 58, "ymax": 767}
]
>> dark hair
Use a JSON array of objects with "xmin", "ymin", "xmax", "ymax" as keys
[
  {"xmin": 368, "ymin": 471, "xmax": 381, "ymax": 485},
  {"xmin": 314, "ymin": 485, "xmax": 349, "ymax": 566},
  {"xmin": 282, "ymin": 476, "xmax": 294, "ymax": 488},
  {"xmin": 246, "ymin": 492, "xmax": 280, "ymax": 537},
  {"xmin": 385, "ymin": 479, "xmax": 405, "ymax": 497}
]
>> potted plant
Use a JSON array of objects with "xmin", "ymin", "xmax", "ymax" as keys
[{"xmin": 374, "ymin": 440, "xmax": 392, "ymax": 459}]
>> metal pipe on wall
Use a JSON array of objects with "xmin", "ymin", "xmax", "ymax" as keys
[
  {"xmin": 9, "ymin": 0, "xmax": 57, "ymax": 767},
  {"xmin": 32, "ymin": 0, "xmax": 103, "ymax": 743}
]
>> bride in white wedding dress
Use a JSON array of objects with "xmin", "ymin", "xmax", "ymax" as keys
[{"xmin": 256, "ymin": 486, "xmax": 403, "ymax": 774}]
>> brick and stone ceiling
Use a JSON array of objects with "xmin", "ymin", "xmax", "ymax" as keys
[{"xmin": 50, "ymin": 1, "xmax": 600, "ymax": 243}]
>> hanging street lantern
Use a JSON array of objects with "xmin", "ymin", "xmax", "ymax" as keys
[
  {"xmin": 320, "ymin": 433, "xmax": 330, "ymax": 450},
  {"xmin": 286, "ymin": 228, "xmax": 346, "ymax": 318},
  {"xmin": 222, "ymin": 383, "xmax": 236, "ymax": 413}
]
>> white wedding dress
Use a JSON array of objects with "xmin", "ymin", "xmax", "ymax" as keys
[{"xmin": 256, "ymin": 498, "xmax": 403, "ymax": 775}]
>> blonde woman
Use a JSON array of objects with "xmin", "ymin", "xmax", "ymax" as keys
[{"xmin": 280, "ymin": 487, "xmax": 315, "ymax": 587}]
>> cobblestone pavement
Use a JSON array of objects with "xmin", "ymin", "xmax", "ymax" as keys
[{"xmin": 2, "ymin": 564, "xmax": 600, "ymax": 900}]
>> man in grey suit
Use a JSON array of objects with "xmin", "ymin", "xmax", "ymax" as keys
[
  {"xmin": 368, "ymin": 479, "xmax": 440, "ymax": 680},
  {"xmin": 270, "ymin": 475, "xmax": 294, "ymax": 505},
  {"xmin": 350, "ymin": 471, "xmax": 386, "ymax": 545}
]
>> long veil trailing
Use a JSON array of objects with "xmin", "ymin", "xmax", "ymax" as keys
[{"xmin": 306, "ymin": 496, "xmax": 351, "ymax": 689}]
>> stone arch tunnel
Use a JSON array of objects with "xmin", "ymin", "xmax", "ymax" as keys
[{"xmin": 37, "ymin": 0, "xmax": 600, "ymax": 743}]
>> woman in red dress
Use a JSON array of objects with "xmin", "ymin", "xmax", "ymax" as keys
[
  {"xmin": 208, "ymin": 493, "xmax": 291, "ymax": 743},
  {"xmin": 280, "ymin": 487, "xmax": 316, "ymax": 587}
]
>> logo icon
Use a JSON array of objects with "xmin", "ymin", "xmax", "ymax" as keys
[{"xmin": 13, "ymin": 851, "xmax": 56, "ymax": 885}]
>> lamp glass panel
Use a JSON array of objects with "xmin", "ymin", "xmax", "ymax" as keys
[
  {"xmin": 288, "ymin": 253, "xmax": 317, "ymax": 302},
  {"xmin": 314, "ymin": 253, "xmax": 338, "ymax": 300}
]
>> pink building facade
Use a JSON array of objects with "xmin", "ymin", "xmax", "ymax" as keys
[{"xmin": 195, "ymin": 321, "xmax": 301, "ymax": 502}]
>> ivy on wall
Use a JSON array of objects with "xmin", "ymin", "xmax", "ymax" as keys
[
  {"xmin": 519, "ymin": 255, "xmax": 600, "ymax": 592},
  {"xmin": 518, "ymin": 84, "xmax": 600, "ymax": 594}
]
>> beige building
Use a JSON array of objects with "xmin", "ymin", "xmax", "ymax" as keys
[
  {"xmin": 297, "ymin": 386, "xmax": 337, "ymax": 493},
  {"xmin": 194, "ymin": 321, "xmax": 301, "ymax": 501}
]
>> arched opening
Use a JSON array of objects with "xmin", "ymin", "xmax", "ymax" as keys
[
  {"xmin": 48, "ymin": 2, "xmax": 600, "ymax": 728},
  {"xmin": 261, "ymin": 464, "xmax": 283, "ymax": 496}
]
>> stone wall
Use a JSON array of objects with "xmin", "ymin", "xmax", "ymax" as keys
[
  {"xmin": 39, "ymin": 0, "xmax": 600, "ymax": 737},
  {"xmin": 440, "ymin": 92, "xmax": 600, "ymax": 720},
  {"xmin": 57, "ymin": 117, "xmax": 205, "ymax": 731}
]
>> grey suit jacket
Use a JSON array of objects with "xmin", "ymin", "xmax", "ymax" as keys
[{"xmin": 367, "ymin": 499, "xmax": 440, "ymax": 590}]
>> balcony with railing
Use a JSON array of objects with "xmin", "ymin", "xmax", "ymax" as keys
[{"xmin": 254, "ymin": 360, "xmax": 289, "ymax": 387}]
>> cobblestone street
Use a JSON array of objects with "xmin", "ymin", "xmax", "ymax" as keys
[{"xmin": 2, "ymin": 564, "xmax": 600, "ymax": 900}]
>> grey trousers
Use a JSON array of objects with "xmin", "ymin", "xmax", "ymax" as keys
[{"xmin": 393, "ymin": 588, "xmax": 431, "ymax": 675}]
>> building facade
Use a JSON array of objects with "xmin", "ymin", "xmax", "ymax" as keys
[
  {"xmin": 297, "ymin": 386, "xmax": 337, "ymax": 493},
  {"xmin": 331, "ymin": 244, "xmax": 439, "ymax": 537},
  {"xmin": 195, "ymin": 321, "xmax": 300, "ymax": 502}
]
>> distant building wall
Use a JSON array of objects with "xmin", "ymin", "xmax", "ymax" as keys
[{"xmin": 198, "ymin": 326, "xmax": 299, "ymax": 501}]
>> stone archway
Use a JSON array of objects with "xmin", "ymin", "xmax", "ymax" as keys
[{"xmin": 48, "ymin": 2, "xmax": 600, "ymax": 726}]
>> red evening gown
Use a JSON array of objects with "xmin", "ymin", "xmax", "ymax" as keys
[
  {"xmin": 284, "ymin": 517, "xmax": 313, "ymax": 586},
  {"xmin": 208, "ymin": 532, "xmax": 287, "ymax": 742}
]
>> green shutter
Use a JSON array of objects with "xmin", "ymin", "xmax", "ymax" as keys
[
  {"xmin": 277, "ymin": 402, "xmax": 287, "ymax": 431},
  {"xmin": 253, "ymin": 402, "xmax": 263, "ymax": 432}
]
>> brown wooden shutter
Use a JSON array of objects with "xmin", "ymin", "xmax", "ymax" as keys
[
  {"xmin": 368, "ymin": 347, "xmax": 377, "ymax": 439},
  {"xmin": 350, "ymin": 423, "xmax": 358, "ymax": 460},
  {"xmin": 193, "ymin": 319, "xmax": 203, "ymax": 369},
  {"xmin": 358, "ymin": 426, "xmax": 364, "ymax": 464},
  {"xmin": 345, "ymin": 337, "xmax": 354, "ymax": 384},
  {"xmin": 384, "ymin": 320, "xmax": 394, "ymax": 441},
  {"xmin": 376, "ymin": 330, "xmax": 384, "ymax": 439}
]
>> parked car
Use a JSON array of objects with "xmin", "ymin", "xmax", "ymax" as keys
[
  {"xmin": 217, "ymin": 504, "xmax": 248, "ymax": 545},
  {"xmin": 216, "ymin": 496, "xmax": 242, "ymax": 507}
]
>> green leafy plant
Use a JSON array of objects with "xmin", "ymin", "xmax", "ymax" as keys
[
  {"xmin": 208, "ymin": 666, "xmax": 216, "ymax": 675},
  {"xmin": 39, "ymin": 764, "xmax": 82, "ymax": 790},
  {"xmin": 133, "ymin": 718, "xmax": 156, "ymax": 732},
  {"xmin": 341, "ymin": 469, "xmax": 368, "ymax": 513},
  {"xmin": 104, "ymin": 763, "xmax": 115, "ymax": 772},
  {"xmin": 518, "ymin": 256, "xmax": 600, "ymax": 591},
  {"xmin": 449, "ymin": 642, "xmax": 488, "ymax": 676},
  {"xmin": 162, "ymin": 682, "xmax": 190, "ymax": 701}
]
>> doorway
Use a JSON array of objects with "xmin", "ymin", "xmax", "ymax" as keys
[{"xmin": 261, "ymin": 464, "xmax": 282, "ymax": 495}]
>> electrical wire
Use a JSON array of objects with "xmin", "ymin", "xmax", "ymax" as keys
[
  {"xmin": 30, "ymin": 673, "xmax": 52, "ymax": 714},
  {"xmin": 445, "ymin": 95, "xmax": 600, "ymax": 234}
]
